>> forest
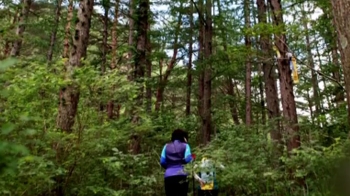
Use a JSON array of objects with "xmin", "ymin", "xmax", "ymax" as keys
[{"xmin": 1, "ymin": 0, "xmax": 350, "ymax": 195}]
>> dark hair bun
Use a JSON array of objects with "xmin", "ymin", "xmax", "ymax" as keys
[{"xmin": 171, "ymin": 129, "xmax": 188, "ymax": 142}]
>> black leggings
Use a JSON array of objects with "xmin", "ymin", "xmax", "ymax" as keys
[
  {"xmin": 198, "ymin": 189, "xmax": 218, "ymax": 196},
  {"xmin": 164, "ymin": 176, "xmax": 189, "ymax": 196}
]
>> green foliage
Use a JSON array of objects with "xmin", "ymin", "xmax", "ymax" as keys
[
  {"xmin": 0, "ymin": 57, "xmax": 349, "ymax": 196},
  {"xmin": 0, "ymin": 58, "xmax": 30, "ymax": 186},
  {"xmin": 193, "ymin": 124, "xmax": 349, "ymax": 196}
]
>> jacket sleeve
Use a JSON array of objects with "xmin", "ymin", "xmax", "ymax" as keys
[
  {"xmin": 183, "ymin": 144, "xmax": 193, "ymax": 164},
  {"xmin": 160, "ymin": 145, "xmax": 167, "ymax": 169}
]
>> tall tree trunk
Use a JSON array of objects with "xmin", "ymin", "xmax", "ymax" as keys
[
  {"xmin": 258, "ymin": 64, "xmax": 266, "ymax": 124},
  {"xmin": 3, "ymin": 8, "xmax": 19, "ymax": 58},
  {"xmin": 98, "ymin": 0, "xmax": 110, "ymax": 118},
  {"xmin": 154, "ymin": 9, "xmax": 181, "ymax": 111},
  {"xmin": 55, "ymin": 0, "xmax": 93, "ymax": 194},
  {"xmin": 129, "ymin": 0, "xmax": 150, "ymax": 154},
  {"xmin": 107, "ymin": 0, "xmax": 120, "ymax": 119},
  {"xmin": 63, "ymin": 0, "xmax": 73, "ymax": 58},
  {"xmin": 201, "ymin": 0, "xmax": 213, "ymax": 144},
  {"xmin": 52, "ymin": 1, "xmax": 72, "ymax": 192},
  {"xmin": 134, "ymin": 0, "xmax": 148, "ymax": 98},
  {"xmin": 217, "ymin": 0, "xmax": 239, "ymax": 125},
  {"xmin": 331, "ymin": 46, "xmax": 345, "ymax": 105},
  {"xmin": 251, "ymin": 0, "xmax": 265, "ymax": 125},
  {"xmin": 110, "ymin": 0, "xmax": 119, "ymax": 69},
  {"xmin": 101, "ymin": 0, "xmax": 110, "ymax": 74},
  {"xmin": 302, "ymin": 4, "xmax": 320, "ymax": 121},
  {"xmin": 331, "ymin": 0, "xmax": 350, "ymax": 127},
  {"xmin": 317, "ymin": 2, "xmax": 346, "ymax": 107},
  {"xmin": 145, "ymin": 22, "xmax": 152, "ymax": 112},
  {"xmin": 327, "ymin": 2, "xmax": 345, "ymax": 106},
  {"xmin": 227, "ymin": 78, "xmax": 240, "ymax": 125},
  {"xmin": 257, "ymin": 0, "xmax": 280, "ymax": 141},
  {"xmin": 307, "ymin": 92, "xmax": 314, "ymax": 125},
  {"xmin": 127, "ymin": 0, "xmax": 134, "ymax": 78},
  {"xmin": 315, "ymin": 43, "xmax": 333, "ymax": 111},
  {"xmin": 268, "ymin": 0, "xmax": 299, "ymax": 151},
  {"xmin": 47, "ymin": 0, "xmax": 63, "ymax": 62},
  {"xmin": 198, "ymin": 0, "xmax": 204, "ymax": 133},
  {"xmin": 244, "ymin": 0, "xmax": 252, "ymax": 125},
  {"xmin": 10, "ymin": 0, "xmax": 32, "ymax": 57},
  {"xmin": 186, "ymin": 1, "xmax": 194, "ymax": 116},
  {"xmin": 57, "ymin": 0, "xmax": 94, "ymax": 132}
]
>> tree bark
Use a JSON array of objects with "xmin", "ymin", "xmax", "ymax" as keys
[
  {"xmin": 258, "ymin": 63, "xmax": 266, "ymax": 125},
  {"xmin": 197, "ymin": 0, "xmax": 204, "ymax": 130},
  {"xmin": 251, "ymin": 0, "xmax": 265, "ymax": 125},
  {"xmin": 107, "ymin": 0, "xmax": 120, "ymax": 119},
  {"xmin": 302, "ymin": 4, "xmax": 320, "ymax": 121},
  {"xmin": 227, "ymin": 78, "xmax": 240, "ymax": 125},
  {"xmin": 257, "ymin": 0, "xmax": 281, "ymax": 141},
  {"xmin": 201, "ymin": 0, "xmax": 213, "ymax": 144},
  {"xmin": 331, "ymin": 0, "xmax": 350, "ymax": 119},
  {"xmin": 10, "ymin": 0, "xmax": 32, "ymax": 57},
  {"xmin": 154, "ymin": 8, "xmax": 182, "ymax": 111},
  {"xmin": 331, "ymin": 45, "xmax": 345, "ymax": 105},
  {"xmin": 186, "ymin": 1, "xmax": 194, "ymax": 116},
  {"xmin": 3, "ymin": 8, "xmax": 19, "ymax": 58},
  {"xmin": 315, "ymin": 44, "xmax": 333, "ymax": 112},
  {"xmin": 101, "ymin": 0, "xmax": 110, "ymax": 74},
  {"xmin": 62, "ymin": 0, "xmax": 73, "ymax": 59},
  {"xmin": 97, "ymin": 0, "xmax": 110, "ymax": 117},
  {"xmin": 244, "ymin": 0, "xmax": 252, "ymax": 125},
  {"xmin": 110, "ymin": 0, "xmax": 119, "ymax": 69},
  {"xmin": 216, "ymin": 0, "xmax": 239, "ymax": 125},
  {"xmin": 56, "ymin": 0, "xmax": 94, "ymax": 132},
  {"xmin": 47, "ymin": 0, "xmax": 62, "ymax": 62},
  {"xmin": 316, "ymin": 0, "xmax": 344, "ymax": 105},
  {"xmin": 134, "ymin": 0, "xmax": 148, "ymax": 97},
  {"xmin": 145, "ymin": 19, "xmax": 152, "ymax": 112},
  {"xmin": 129, "ymin": 0, "xmax": 150, "ymax": 154},
  {"xmin": 268, "ymin": 0, "xmax": 299, "ymax": 151},
  {"xmin": 127, "ymin": 0, "xmax": 134, "ymax": 78}
]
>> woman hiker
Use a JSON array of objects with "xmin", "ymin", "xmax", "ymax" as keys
[
  {"xmin": 160, "ymin": 129, "xmax": 193, "ymax": 196},
  {"xmin": 194, "ymin": 156, "xmax": 224, "ymax": 196}
]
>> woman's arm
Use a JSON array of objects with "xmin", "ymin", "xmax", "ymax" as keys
[
  {"xmin": 193, "ymin": 164, "xmax": 205, "ymax": 186},
  {"xmin": 218, "ymin": 163, "xmax": 225, "ymax": 169},
  {"xmin": 193, "ymin": 164, "xmax": 201, "ymax": 180},
  {"xmin": 194, "ymin": 173, "xmax": 202, "ymax": 181}
]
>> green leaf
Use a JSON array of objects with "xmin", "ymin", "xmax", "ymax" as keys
[
  {"xmin": 1, "ymin": 123, "xmax": 15, "ymax": 135},
  {"xmin": 22, "ymin": 155, "xmax": 35, "ymax": 162},
  {"xmin": 24, "ymin": 129, "xmax": 37, "ymax": 136},
  {"xmin": 0, "ymin": 58, "xmax": 17, "ymax": 71}
]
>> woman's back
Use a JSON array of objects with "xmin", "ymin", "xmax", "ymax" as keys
[
  {"xmin": 160, "ymin": 129, "xmax": 193, "ymax": 196},
  {"xmin": 161, "ymin": 140, "xmax": 192, "ymax": 177},
  {"xmin": 164, "ymin": 141, "xmax": 187, "ymax": 166}
]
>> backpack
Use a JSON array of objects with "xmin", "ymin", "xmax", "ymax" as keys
[{"xmin": 197, "ymin": 158, "xmax": 218, "ymax": 190}]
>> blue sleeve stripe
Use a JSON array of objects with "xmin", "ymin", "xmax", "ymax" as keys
[
  {"xmin": 184, "ymin": 144, "xmax": 192, "ymax": 163},
  {"xmin": 161, "ymin": 145, "xmax": 166, "ymax": 158},
  {"xmin": 160, "ymin": 145, "xmax": 167, "ymax": 166}
]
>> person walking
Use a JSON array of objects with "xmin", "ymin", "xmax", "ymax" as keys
[{"xmin": 160, "ymin": 129, "xmax": 193, "ymax": 196}]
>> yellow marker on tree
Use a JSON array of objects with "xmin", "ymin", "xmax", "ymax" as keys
[
  {"xmin": 272, "ymin": 46, "xmax": 281, "ymax": 58},
  {"xmin": 291, "ymin": 57, "xmax": 299, "ymax": 84}
]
